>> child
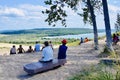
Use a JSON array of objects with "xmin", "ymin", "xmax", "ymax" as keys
[
  {"xmin": 17, "ymin": 45, "xmax": 25, "ymax": 53},
  {"xmin": 27, "ymin": 46, "xmax": 34, "ymax": 53},
  {"xmin": 10, "ymin": 45, "xmax": 16, "ymax": 55},
  {"xmin": 58, "ymin": 39, "xmax": 68, "ymax": 59}
]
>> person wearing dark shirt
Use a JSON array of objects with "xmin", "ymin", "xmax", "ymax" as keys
[
  {"xmin": 58, "ymin": 39, "xmax": 68, "ymax": 59},
  {"xmin": 17, "ymin": 45, "xmax": 25, "ymax": 54},
  {"xmin": 27, "ymin": 46, "xmax": 34, "ymax": 53}
]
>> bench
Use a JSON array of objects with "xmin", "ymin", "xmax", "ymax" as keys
[{"xmin": 23, "ymin": 59, "xmax": 66, "ymax": 74}]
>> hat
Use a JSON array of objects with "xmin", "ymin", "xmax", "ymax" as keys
[{"xmin": 62, "ymin": 39, "xmax": 67, "ymax": 44}]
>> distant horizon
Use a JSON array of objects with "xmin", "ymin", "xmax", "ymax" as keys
[
  {"xmin": 0, "ymin": 27, "xmax": 104, "ymax": 31},
  {"xmin": 0, "ymin": 27, "xmax": 112, "ymax": 31}
]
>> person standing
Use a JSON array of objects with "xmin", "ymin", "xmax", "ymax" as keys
[{"xmin": 58, "ymin": 39, "xmax": 68, "ymax": 59}]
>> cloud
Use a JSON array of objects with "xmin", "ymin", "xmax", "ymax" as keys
[
  {"xmin": 0, "ymin": 4, "xmax": 49, "ymax": 30},
  {"xmin": 0, "ymin": 3, "xmax": 119, "ymax": 30},
  {"xmin": 19, "ymin": 4, "xmax": 47, "ymax": 11},
  {"xmin": 0, "ymin": 6, "xmax": 25, "ymax": 17},
  {"xmin": 108, "ymin": 4, "xmax": 120, "ymax": 13},
  {"xmin": 19, "ymin": 4, "xmax": 48, "ymax": 19}
]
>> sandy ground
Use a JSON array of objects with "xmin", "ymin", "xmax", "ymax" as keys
[{"xmin": 0, "ymin": 40, "xmax": 110, "ymax": 80}]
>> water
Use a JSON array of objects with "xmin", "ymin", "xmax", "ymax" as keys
[{"xmin": 45, "ymin": 32, "xmax": 106, "ymax": 39}]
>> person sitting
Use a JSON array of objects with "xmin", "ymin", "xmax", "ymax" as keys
[
  {"xmin": 113, "ymin": 33, "xmax": 119, "ymax": 45},
  {"xmin": 17, "ymin": 45, "xmax": 25, "ymax": 54},
  {"xmin": 27, "ymin": 46, "xmax": 34, "ymax": 53},
  {"xmin": 34, "ymin": 41, "xmax": 40, "ymax": 52},
  {"xmin": 116, "ymin": 33, "xmax": 120, "ymax": 41},
  {"xmin": 39, "ymin": 41, "xmax": 53, "ymax": 63},
  {"xmin": 79, "ymin": 37, "xmax": 84, "ymax": 45},
  {"xmin": 58, "ymin": 39, "xmax": 68, "ymax": 59},
  {"xmin": 10, "ymin": 45, "xmax": 16, "ymax": 55},
  {"xmin": 84, "ymin": 37, "xmax": 89, "ymax": 43},
  {"xmin": 49, "ymin": 41, "xmax": 54, "ymax": 50}
]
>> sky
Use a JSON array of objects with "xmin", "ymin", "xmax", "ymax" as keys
[{"xmin": 0, "ymin": 0, "xmax": 120, "ymax": 31}]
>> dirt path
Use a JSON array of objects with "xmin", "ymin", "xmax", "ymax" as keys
[{"xmin": 0, "ymin": 40, "xmax": 105, "ymax": 80}]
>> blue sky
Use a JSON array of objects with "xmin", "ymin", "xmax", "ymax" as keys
[{"xmin": 0, "ymin": 0, "xmax": 120, "ymax": 30}]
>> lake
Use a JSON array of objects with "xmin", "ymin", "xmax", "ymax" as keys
[{"xmin": 45, "ymin": 32, "xmax": 106, "ymax": 39}]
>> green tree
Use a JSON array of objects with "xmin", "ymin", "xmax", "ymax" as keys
[
  {"xmin": 43, "ymin": 0, "xmax": 101, "ymax": 50},
  {"xmin": 43, "ymin": 0, "xmax": 115, "ymax": 53},
  {"xmin": 87, "ymin": 0, "xmax": 98, "ymax": 50},
  {"xmin": 115, "ymin": 13, "xmax": 120, "ymax": 32}
]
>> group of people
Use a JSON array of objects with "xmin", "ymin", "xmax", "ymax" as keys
[
  {"xmin": 10, "ymin": 45, "xmax": 25, "ymax": 54},
  {"xmin": 79, "ymin": 37, "xmax": 89, "ymax": 45},
  {"xmin": 10, "ymin": 39, "xmax": 68, "ymax": 63},
  {"xmin": 112, "ymin": 33, "xmax": 119, "ymax": 45},
  {"xmin": 10, "ymin": 41, "xmax": 41, "ymax": 55}
]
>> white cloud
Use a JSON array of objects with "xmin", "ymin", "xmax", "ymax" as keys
[
  {"xmin": 19, "ymin": 4, "xmax": 48, "ymax": 19},
  {"xmin": 0, "ymin": 6, "xmax": 25, "ymax": 17},
  {"xmin": 19, "ymin": 4, "xmax": 47, "ymax": 11},
  {"xmin": 0, "ymin": 2, "xmax": 119, "ymax": 30},
  {"xmin": 0, "ymin": 4, "xmax": 49, "ymax": 30}
]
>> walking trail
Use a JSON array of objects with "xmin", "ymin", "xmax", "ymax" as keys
[{"xmin": 0, "ymin": 40, "xmax": 106, "ymax": 80}]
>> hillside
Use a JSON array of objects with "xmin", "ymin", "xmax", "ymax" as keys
[
  {"xmin": 0, "ymin": 28, "xmax": 105, "ymax": 45},
  {"xmin": 0, "ymin": 28, "xmax": 94, "ymax": 36}
]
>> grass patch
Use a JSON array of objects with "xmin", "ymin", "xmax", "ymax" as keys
[
  {"xmin": 97, "ymin": 45, "xmax": 116, "ymax": 58},
  {"xmin": 68, "ymin": 64, "xmax": 120, "ymax": 80},
  {"xmin": 67, "ymin": 40, "xmax": 80, "ymax": 46}
]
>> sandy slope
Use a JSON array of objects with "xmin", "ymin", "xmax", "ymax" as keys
[
  {"xmin": 0, "ymin": 43, "xmax": 31, "ymax": 55},
  {"xmin": 0, "ymin": 40, "xmax": 106, "ymax": 80}
]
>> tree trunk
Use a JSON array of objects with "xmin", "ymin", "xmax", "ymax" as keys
[
  {"xmin": 87, "ymin": 0, "xmax": 99, "ymax": 50},
  {"xmin": 102, "ymin": 0, "xmax": 115, "ymax": 52}
]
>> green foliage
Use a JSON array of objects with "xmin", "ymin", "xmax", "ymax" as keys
[
  {"xmin": 0, "ymin": 28, "xmax": 93, "ymax": 36},
  {"xmin": 43, "ymin": 0, "xmax": 102, "ymax": 27},
  {"xmin": 116, "ymin": 71, "xmax": 120, "ymax": 80},
  {"xmin": 98, "ymin": 45, "xmax": 116, "ymax": 58},
  {"xmin": 68, "ymin": 64, "xmax": 120, "ymax": 80},
  {"xmin": 0, "ymin": 28, "xmax": 104, "ymax": 46},
  {"xmin": 115, "ymin": 13, "xmax": 120, "ymax": 32},
  {"xmin": 78, "ymin": 0, "xmax": 102, "ymax": 25}
]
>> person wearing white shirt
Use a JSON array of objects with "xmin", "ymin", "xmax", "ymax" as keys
[
  {"xmin": 40, "ymin": 41, "xmax": 53, "ymax": 63},
  {"xmin": 10, "ymin": 45, "xmax": 16, "ymax": 55}
]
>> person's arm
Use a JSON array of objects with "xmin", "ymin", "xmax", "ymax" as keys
[
  {"xmin": 17, "ymin": 48, "xmax": 19, "ymax": 52},
  {"xmin": 22, "ymin": 48, "xmax": 25, "ymax": 53},
  {"xmin": 41, "ymin": 46, "xmax": 45, "ymax": 51},
  {"xmin": 10, "ymin": 48, "xmax": 12, "ymax": 54}
]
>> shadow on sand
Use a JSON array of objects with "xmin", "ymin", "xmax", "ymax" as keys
[{"xmin": 17, "ymin": 66, "xmax": 61, "ymax": 80}]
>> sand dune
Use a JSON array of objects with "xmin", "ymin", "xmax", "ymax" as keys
[{"xmin": 0, "ymin": 40, "xmax": 117, "ymax": 80}]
